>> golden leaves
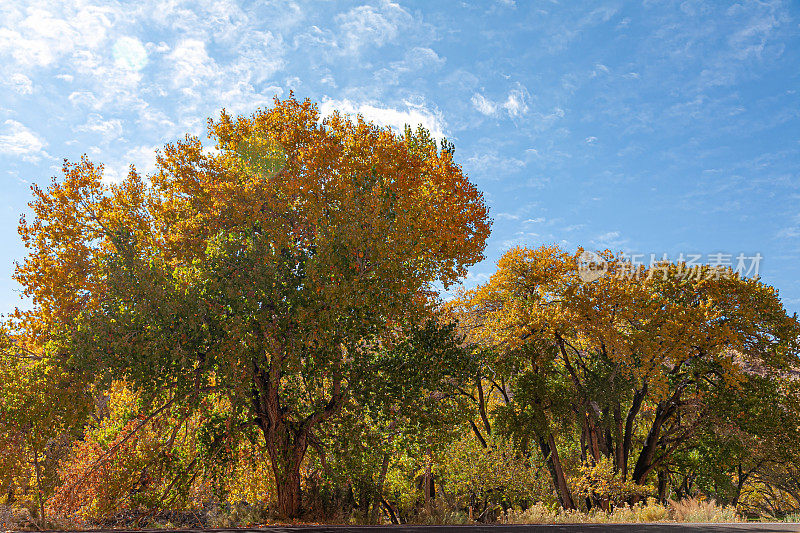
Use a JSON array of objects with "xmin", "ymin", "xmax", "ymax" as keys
[{"xmin": 452, "ymin": 244, "xmax": 798, "ymax": 402}]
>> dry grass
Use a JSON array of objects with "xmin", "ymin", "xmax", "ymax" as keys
[{"xmin": 503, "ymin": 497, "xmax": 739, "ymax": 524}]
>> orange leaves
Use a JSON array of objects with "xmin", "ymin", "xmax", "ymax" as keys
[{"xmin": 13, "ymin": 156, "xmax": 158, "ymax": 347}]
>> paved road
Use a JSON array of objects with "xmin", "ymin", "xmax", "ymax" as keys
[{"xmin": 48, "ymin": 524, "xmax": 800, "ymax": 533}]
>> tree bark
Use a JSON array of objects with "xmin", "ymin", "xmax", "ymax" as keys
[
  {"xmin": 614, "ymin": 404, "xmax": 624, "ymax": 473},
  {"xmin": 622, "ymin": 385, "xmax": 646, "ymax": 480},
  {"xmin": 632, "ymin": 402, "xmax": 676, "ymax": 485},
  {"xmin": 382, "ymin": 497, "xmax": 399, "ymax": 524},
  {"xmin": 274, "ymin": 462, "xmax": 303, "ymax": 518},
  {"xmin": 469, "ymin": 420, "xmax": 488, "ymax": 448},
  {"xmin": 657, "ymin": 469, "xmax": 668, "ymax": 502},
  {"xmin": 371, "ymin": 452, "xmax": 391, "ymax": 523},
  {"xmin": 251, "ymin": 351, "xmax": 344, "ymax": 518},
  {"xmin": 538, "ymin": 433, "xmax": 576, "ymax": 510},
  {"xmin": 632, "ymin": 384, "xmax": 685, "ymax": 486}
]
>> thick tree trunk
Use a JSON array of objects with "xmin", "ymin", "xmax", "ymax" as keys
[
  {"xmin": 632, "ymin": 400, "xmax": 677, "ymax": 485},
  {"xmin": 538, "ymin": 433, "xmax": 576, "ymax": 510},
  {"xmin": 264, "ymin": 425, "xmax": 308, "ymax": 519},
  {"xmin": 274, "ymin": 461, "xmax": 303, "ymax": 518},
  {"xmin": 251, "ymin": 352, "xmax": 344, "ymax": 519}
]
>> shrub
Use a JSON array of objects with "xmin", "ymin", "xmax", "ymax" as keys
[{"xmin": 668, "ymin": 497, "xmax": 738, "ymax": 522}]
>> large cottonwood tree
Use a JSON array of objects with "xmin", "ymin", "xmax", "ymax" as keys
[{"xmin": 14, "ymin": 97, "xmax": 491, "ymax": 517}]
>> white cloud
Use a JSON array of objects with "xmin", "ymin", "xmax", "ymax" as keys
[
  {"xmin": 229, "ymin": 30, "xmax": 286, "ymax": 85},
  {"xmin": 68, "ymin": 90, "xmax": 100, "ymax": 109},
  {"xmin": 102, "ymin": 143, "xmax": 160, "ymax": 184},
  {"xmin": 0, "ymin": 1, "xmax": 291, "ymax": 156},
  {"xmin": 563, "ymin": 224, "xmax": 585, "ymax": 232},
  {"xmin": 0, "ymin": 120, "xmax": 47, "ymax": 161},
  {"xmin": 543, "ymin": 5, "xmax": 620, "ymax": 52},
  {"xmin": 320, "ymin": 73, "xmax": 336, "ymax": 87},
  {"xmin": 0, "ymin": 4, "xmax": 115, "ymax": 68},
  {"xmin": 500, "ymin": 231, "xmax": 540, "ymax": 250},
  {"xmin": 464, "ymin": 271, "xmax": 490, "ymax": 285},
  {"xmin": 585, "ymin": 136, "xmax": 598, "ymax": 144},
  {"xmin": 403, "ymin": 47, "xmax": 445, "ymax": 70},
  {"xmin": 9, "ymin": 73, "xmax": 33, "ymax": 94},
  {"xmin": 593, "ymin": 231, "xmax": 628, "ymax": 249},
  {"xmin": 319, "ymin": 98, "xmax": 447, "ymax": 139},
  {"xmin": 472, "ymin": 84, "xmax": 530, "ymax": 118},
  {"xmin": 466, "ymin": 150, "xmax": 525, "ymax": 176},
  {"xmin": 502, "ymin": 86, "xmax": 529, "ymax": 117},
  {"xmin": 74, "ymin": 113, "xmax": 124, "ymax": 140},
  {"xmin": 167, "ymin": 39, "xmax": 218, "ymax": 90},
  {"xmin": 777, "ymin": 226, "xmax": 800, "ymax": 239},
  {"xmin": 471, "ymin": 94, "xmax": 497, "ymax": 116},
  {"xmin": 378, "ymin": 47, "xmax": 445, "ymax": 85},
  {"xmin": 335, "ymin": 1, "xmax": 413, "ymax": 55}
]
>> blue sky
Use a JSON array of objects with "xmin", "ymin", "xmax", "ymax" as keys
[{"xmin": 1, "ymin": 0, "xmax": 799, "ymax": 314}]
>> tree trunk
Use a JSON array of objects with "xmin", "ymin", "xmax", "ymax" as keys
[
  {"xmin": 632, "ymin": 403, "xmax": 671, "ymax": 485},
  {"xmin": 614, "ymin": 404, "xmax": 625, "ymax": 474},
  {"xmin": 538, "ymin": 433, "xmax": 576, "ymax": 510},
  {"xmin": 371, "ymin": 452, "xmax": 391, "ymax": 524},
  {"xmin": 251, "ymin": 351, "xmax": 344, "ymax": 519},
  {"xmin": 469, "ymin": 420, "xmax": 488, "ymax": 448},
  {"xmin": 274, "ymin": 461, "xmax": 303, "ymax": 518},
  {"xmin": 623, "ymin": 385, "xmax": 646, "ymax": 481},
  {"xmin": 33, "ymin": 447, "xmax": 45, "ymax": 529},
  {"xmin": 732, "ymin": 463, "xmax": 749, "ymax": 508},
  {"xmin": 657, "ymin": 469, "xmax": 668, "ymax": 503},
  {"xmin": 382, "ymin": 497, "xmax": 399, "ymax": 524}
]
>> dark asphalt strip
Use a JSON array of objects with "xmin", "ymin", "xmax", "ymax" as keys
[{"xmin": 40, "ymin": 523, "xmax": 800, "ymax": 533}]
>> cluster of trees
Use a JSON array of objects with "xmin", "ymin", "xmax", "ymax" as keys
[
  {"xmin": 446, "ymin": 247, "xmax": 800, "ymax": 517},
  {"xmin": 1, "ymin": 97, "xmax": 798, "ymax": 525}
]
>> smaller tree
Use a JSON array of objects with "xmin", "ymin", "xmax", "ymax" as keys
[{"xmin": 0, "ymin": 325, "xmax": 91, "ymax": 526}]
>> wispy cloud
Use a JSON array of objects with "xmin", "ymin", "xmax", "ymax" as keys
[
  {"xmin": 0, "ymin": 120, "xmax": 48, "ymax": 161},
  {"xmin": 471, "ymin": 84, "xmax": 531, "ymax": 118},
  {"xmin": 334, "ymin": 1, "xmax": 414, "ymax": 56}
]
